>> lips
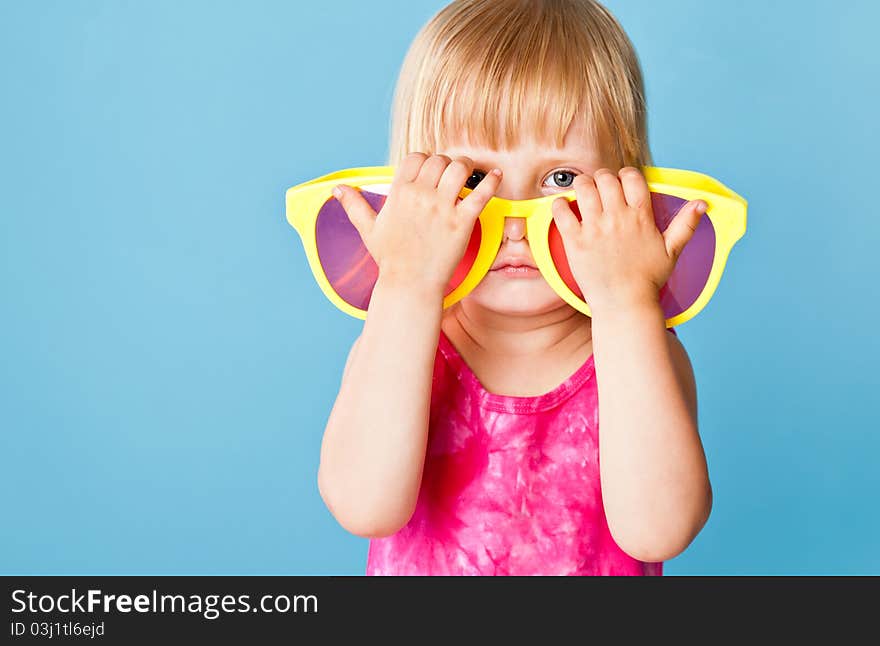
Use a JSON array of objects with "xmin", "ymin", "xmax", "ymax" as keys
[{"xmin": 491, "ymin": 259, "xmax": 537, "ymax": 270}]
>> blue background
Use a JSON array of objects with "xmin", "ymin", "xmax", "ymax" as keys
[{"xmin": 2, "ymin": 0, "xmax": 877, "ymax": 575}]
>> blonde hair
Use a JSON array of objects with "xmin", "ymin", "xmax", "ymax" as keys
[{"xmin": 386, "ymin": 0, "xmax": 652, "ymax": 169}]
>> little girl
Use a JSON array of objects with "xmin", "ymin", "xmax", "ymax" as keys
[{"xmin": 318, "ymin": 0, "xmax": 712, "ymax": 575}]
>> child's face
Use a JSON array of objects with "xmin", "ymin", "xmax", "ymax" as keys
[{"xmin": 441, "ymin": 118, "xmax": 617, "ymax": 318}]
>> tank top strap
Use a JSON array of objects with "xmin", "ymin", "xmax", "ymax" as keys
[{"xmin": 436, "ymin": 329, "xmax": 595, "ymax": 414}]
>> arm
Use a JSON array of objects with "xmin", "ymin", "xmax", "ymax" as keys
[
  {"xmin": 550, "ymin": 165, "xmax": 715, "ymax": 563},
  {"xmin": 317, "ymin": 272, "xmax": 444, "ymax": 538},
  {"xmin": 317, "ymin": 152, "xmax": 502, "ymax": 539},
  {"xmin": 591, "ymin": 299, "xmax": 712, "ymax": 562}
]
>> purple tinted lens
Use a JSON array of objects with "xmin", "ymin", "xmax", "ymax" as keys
[
  {"xmin": 651, "ymin": 193, "xmax": 716, "ymax": 319},
  {"xmin": 315, "ymin": 186, "xmax": 388, "ymax": 310}
]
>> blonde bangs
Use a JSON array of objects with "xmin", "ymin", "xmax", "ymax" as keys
[{"xmin": 387, "ymin": 0, "xmax": 651, "ymax": 168}]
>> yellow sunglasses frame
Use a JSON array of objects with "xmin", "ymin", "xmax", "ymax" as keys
[{"xmin": 285, "ymin": 166, "xmax": 747, "ymax": 327}]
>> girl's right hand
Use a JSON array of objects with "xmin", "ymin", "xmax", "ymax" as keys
[{"xmin": 332, "ymin": 152, "xmax": 503, "ymax": 294}]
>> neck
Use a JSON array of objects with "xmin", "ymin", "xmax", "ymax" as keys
[{"xmin": 442, "ymin": 300, "xmax": 592, "ymax": 360}]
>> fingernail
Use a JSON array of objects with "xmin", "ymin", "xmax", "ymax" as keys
[
  {"xmin": 490, "ymin": 168, "xmax": 502, "ymax": 176},
  {"xmin": 333, "ymin": 185, "xmax": 344, "ymax": 198},
  {"xmin": 695, "ymin": 200, "xmax": 707, "ymax": 214}
]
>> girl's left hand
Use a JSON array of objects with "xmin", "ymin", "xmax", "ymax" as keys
[{"xmin": 551, "ymin": 166, "xmax": 707, "ymax": 316}]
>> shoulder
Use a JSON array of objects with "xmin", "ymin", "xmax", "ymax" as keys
[
  {"xmin": 665, "ymin": 329, "xmax": 698, "ymax": 421},
  {"xmin": 340, "ymin": 333, "xmax": 362, "ymax": 384}
]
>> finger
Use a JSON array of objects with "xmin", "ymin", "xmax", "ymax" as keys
[
  {"xmin": 663, "ymin": 200, "xmax": 707, "ymax": 263},
  {"xmin": 333, "ymin": 184, "xmax": 377, "ymax": 242},
  {"xmin": 394, "ymin": 152, "xmax": 428, "ymax": 186},
  {"xmin": 416, "ymin": 154, "xmax": 452, "ymax": 188},
  {"xmin": 592, "ymin": 168, "xmax": 626, "ymax": 213},
  {"xmin": 618, "ymin": 166, "xmax": 650, "ymax": 210},
  {"xmin": 572, "ymin": 173, "xmax": 602, "ymax": 222},
  {"xmin": 457, "ymin": 167, "xmax": 502, "ymax": 221},
  {"xmin": 436, "ymin": 156, "xmax": 475, "ymax": 202},
  {"xmin": 551, "ymin": 196, "xmax": 581, "ymax": 238}
]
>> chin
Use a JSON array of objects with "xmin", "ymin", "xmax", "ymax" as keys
[{"xmin": 463, "ymin": 278, "xmax": 568, "ymax": 316}]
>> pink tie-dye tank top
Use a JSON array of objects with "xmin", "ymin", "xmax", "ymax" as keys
[{"xmin": 366, "ymin": 327, "xmax": 676, "ymax": 576}]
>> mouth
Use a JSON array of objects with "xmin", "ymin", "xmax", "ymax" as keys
[
  {"xmin": 490, "ymin": 248, "xmax": 539, "ymax": 274},
  {"xmin": 490, "ymin": 259, "xmax": 538, "ymax": 271},
  {"xmin": 490, "ymin": 263, "xmax": 541, "ymax": 277}
]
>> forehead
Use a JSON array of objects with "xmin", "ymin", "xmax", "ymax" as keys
[{"xmin": 439, "ymin": 118, "xmax": 605, "ymax": 166}]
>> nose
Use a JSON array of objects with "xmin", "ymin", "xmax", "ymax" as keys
[
  {"xmin": 493, "ymin": 178, "xmax": 538, "ymax": 242},
  {"xmin": 503, "ymin": 216, "xmax": 527, "ymax": 242}
]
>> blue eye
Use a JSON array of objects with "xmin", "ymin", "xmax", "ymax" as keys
[{"xmin": 547, "ymin": 170, "xmax": 577, "ymax": 188}]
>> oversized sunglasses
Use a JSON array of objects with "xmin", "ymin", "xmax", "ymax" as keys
[{"xmin": 285, "ymin": 166, "xmax": 747, "ymax": 327}]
